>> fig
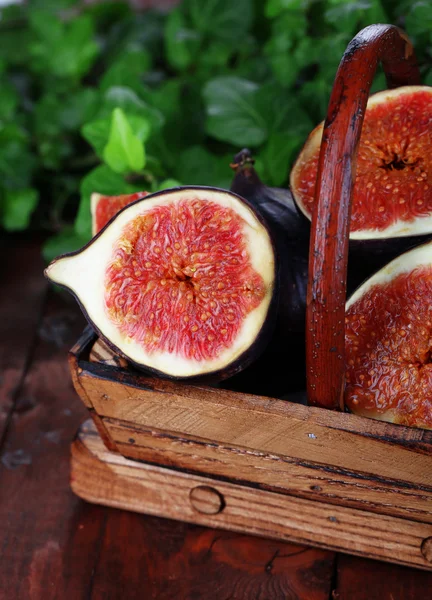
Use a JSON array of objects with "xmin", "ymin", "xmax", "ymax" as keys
[
  {"xmin": 230, "ymin": 149, "xmax": 309, "ymax": 333},
  {"xmin": 91, "ymin": 191, "xmax": 148, "ymax": 235},
  {"xmin": 291, "ymin": 86, "xmax": 432, "ymax": 272},
  {"xmin": 46, "ymin": 187, "xmax": 277, "ymax": 381},
  {"xmin": 227, "ymin": 149, "xmax": 309, "ymax": 395},
  {"xmin": 345, "ymin": 240, "xmax": 432, "ymax": 429}
]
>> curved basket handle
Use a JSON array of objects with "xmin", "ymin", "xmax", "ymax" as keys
[{"xmin": 306, "ymin": 24, "xmax": 420, "ymax": 409}]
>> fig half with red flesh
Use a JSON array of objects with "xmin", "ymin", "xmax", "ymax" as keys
[
  {"xmin": 291, "ymin": 86, "xmax": 432, "ymax": 270},
  {"xmin": 91, "ymin": 191, "xmax": 148, "ymax": 235},
  {"xmin": 46, "ymin": 187, "xmax": 277, "ymax": 380},
  {"xmin": 345, "ymin": 241, "xmax": 432, "ymax": 429}
]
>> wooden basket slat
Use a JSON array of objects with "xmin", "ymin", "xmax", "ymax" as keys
[
  {"xmin": 102, "ymin": 417, "xmax": 432, "ymax": 524},
  {"xmin": 77, "ymin": 364, "xmax": 432, "ymax": 490},
  {"xmin": 72, "ymin": 420, "xmax": 432, "ymax": 571}
]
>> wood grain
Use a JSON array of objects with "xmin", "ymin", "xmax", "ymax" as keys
[
  {"xmin": 0, "ymin": 290, "xmax": 106, "ymax": 600},
  {"xmin": 0, "ymin": 236, "xmax": 47, "ymax": 443},
  {"xmin": 73, "ymin": 361, "xmax": 432, "ymax": 521},
  {"xmin": 89, "ymin": 514, "xmax": 334, "ymax": 600},
  {"xmin": 102, "ymin": 418, "xmax": 432, "ymax": 523},
  {"xmin": 72, "ymin": 420, "xmax": 432, "ymax": 571},
  {"xmin": 335, "ymin": 553, "xmax": 432, "ymax": 599}
]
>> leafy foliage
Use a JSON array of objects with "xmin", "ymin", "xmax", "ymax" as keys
[{"xmin": 0, "ymin": 0, "xmax": 430, "ymax": 260}]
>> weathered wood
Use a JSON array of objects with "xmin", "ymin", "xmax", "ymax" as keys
[
  {"xmin": 89, "ymin": 337, "xmax": 128, "ymax": 369},
  {"xmin": 72, "ymin": 420, "xmax": 432, "ymax": 571},
  {"xmin": 0, "ymin": 236, "xmax": 47, "ymax": 443},
  {"xmin": 335, "ymin": 553, "xmax": 432, "ymax": 599},
  {"xmin": 0, "ymin": 290, "xmax": 106, "ymax": 599},
  {"xmin": 70, "ymin": 351, "xmax": 432, "ymax": 525},
  {"xmin": 89, "ymin": 514, "xmax": 334, "ymax": 600},
  {"xmin": 306, "ymin": 25, "xmax": 420, "ymax": 408},
  {"xmin": 102, "ymin": 418, "xmax": 432, "ymax": 523}
]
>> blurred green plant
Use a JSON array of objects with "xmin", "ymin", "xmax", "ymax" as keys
[{"xmin": 0, "ymin": 0, "xmax": 431, "ymax": 260}]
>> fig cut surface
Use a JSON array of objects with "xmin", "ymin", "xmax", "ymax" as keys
[
  {"xmin": 291, "ymin": 86, "xmax": 432, "ymax": 240},
  {"xmin": 345, "ymin": 241, "xmax": 432, "ymax": 429},
  {"xmin": 46, "ymin": 187, "xmax": 276, "ymax": 379},
  {"xmin": 91, "ymin": 191, "xmax": 148, "ymax": 235}
]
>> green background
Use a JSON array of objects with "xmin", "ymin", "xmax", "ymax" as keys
[{"xmin": 0, "ymin": 0, "xmax": 430, "ymax": 259}]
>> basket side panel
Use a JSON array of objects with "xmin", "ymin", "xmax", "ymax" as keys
[{"xmin": 71, "ymin": 420, "xmax": 432, "ymax": 572}]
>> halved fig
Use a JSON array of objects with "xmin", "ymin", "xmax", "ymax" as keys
[
  {"xmin": 345, "ymin": 240, "xmax": 432, "ymax": 429},
  {"xmin": 46, "ymin": 187, "xmax": 277, "ymax": 380},
  {"xmin": 91, "ymin": 191, "xmax": 148, "ymax": 235},
  {"xmin": 291, "ymin": 86, "xmax": 432, "ymax": 270}
]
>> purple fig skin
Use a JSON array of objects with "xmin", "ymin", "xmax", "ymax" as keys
[
  {"xmin": 230, "ymin": 149, "xmax": 309, "ymax": 335},
  {"xmin": 229, "ymin": 150, "xmax": 309, "ymax": 394}
]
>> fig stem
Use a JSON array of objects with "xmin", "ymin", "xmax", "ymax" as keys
[{"xmin": 306, "ymin": 24, "xmax": 420, "ymax": 410}]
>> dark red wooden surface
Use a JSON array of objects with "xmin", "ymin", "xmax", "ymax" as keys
[{"xmin": 1, "ymin": 236, "xmax": 432, "ymax": 599}]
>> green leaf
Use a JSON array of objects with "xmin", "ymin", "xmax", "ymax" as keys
[
  {"xmin": 255, "ymin": 82, "xmax": 313, "ymax": 138},
  {"xmin": 75, "ymin": 165, "xmax": 143, "ymax": 238},
  {"xmin": 265, "ymin": 0, "xmax": 304, "ymax": 17},
  {"xmin": 83, "ymin": 114, "xmax": 150, "ymax": 158},
  {"xmin": 42, "ymin": 226, "xmax": 89, "ymax": 264},
  {"xmin": 0, "ymin": 81, "xmax": 18, "ymax": 121},
  {"xmin": 0, "ymin": 124, "xmax": 36, "ymax": 189},
  {"xmin": 82, "ymin": 120, "xmax": 111, "ymax": 157},
  {"xmin": 29, "ymin": 13, "xmax": 99, "ymax": 80},
  {"xmin": 186, "ymin": 0, "xmax": 254, "ymax": 42},
  {"xmin": 103, "ymin": 108, "xmax": 146, "ymax": 174},
  {"xmin": 155, "ymin": 178, "xmax": 182, "ymax": 192},
  {"xmin": 164, "ymin": 8, "xmax": 201, "ymax": 71},
  {"xmin": 174, "ymin": 146, "xmax": 232, "ymax": 189},
  {"xmin": 100, "ymin": 49, "xmax": 152, "ymax": 92},
  {"xmin": 101, "ymin": 87, "xmax": 165, "ymax": 133},
  {"xmin": 2, "ymin": 188, "xmax": 39, "ymax": 231},
  {"xmin": 260, "ymin": 133, "xmax": 302, "ymax": 186},
  {"xmin": 203, "ymin": 77, "xmax": 267, "ymax": 146},
  {"xmin": 324, "ymin": 1, "xmax": 387, "ymax": 35},
  {"xmin": 406, "ymin": 2, "xmax": 432, "ymax": 37}
]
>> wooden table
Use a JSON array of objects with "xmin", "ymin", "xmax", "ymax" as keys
[{"xmin": 2, "ymin": 236, "xmax": 432, "ymax": 599}]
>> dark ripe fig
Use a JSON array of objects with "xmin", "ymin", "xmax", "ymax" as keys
[
  {"xmin": 228, "ymin": 150, "xmax": 309, "ymax": 395},
  {"xmin": 230, "ymin": 149, "xmax": 309, "ymax": 334},
  {"xmin": 46, "ymin": 187, "xmax": 277, "ymax": 381},
  {"xmin": 345, "ymin": 240, "xmax": 432, "ymax": 429},
  {"xmin": 291, "ymin": 86, "xmax": 432, "ymax": 276},
  {"xmin": 91, "ymin": 191, "xmax": 148, "ymax": 235}
]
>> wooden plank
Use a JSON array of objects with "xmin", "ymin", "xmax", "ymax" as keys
[
  {"xmin": 335, "ymin": 553, "xmax": 432, "ymax": 599},
  {"xmin": 0, "ymin": 290, "xmax": 106, "ymax": 599},
  {"xmin": 77, "ymin": 366, "xmax": 432, "ymax": 489},
  {"xmin": 102, "ymin": 418, "xmax": 432, "ymax": 524},
  {"xmin": 0, "ymin": 236, "xmax": 47, "ymax": 443},
  {"xmin": 71, "ymin": 420, "xmax": 432, "ymax": 571},
  {"xmin": 89, "ymin": 514, "xmax": 334, "ymax": 600}
]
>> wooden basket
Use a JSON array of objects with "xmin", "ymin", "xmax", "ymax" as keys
[{"xmin": 69, "ymin": 24, "xmax": 432, "ymax": 571}]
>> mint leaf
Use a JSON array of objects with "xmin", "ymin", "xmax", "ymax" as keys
[
  {"xmin": 203, "ymin": 77, "xmax": 267, "ymax": 146},
  {"xmin": 2, "ymin": 188, "xmax": 38, "ymax": 231},
  {"xmin": 103, "ymin": 108, "xmax": 145, "ymax": 174}
]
